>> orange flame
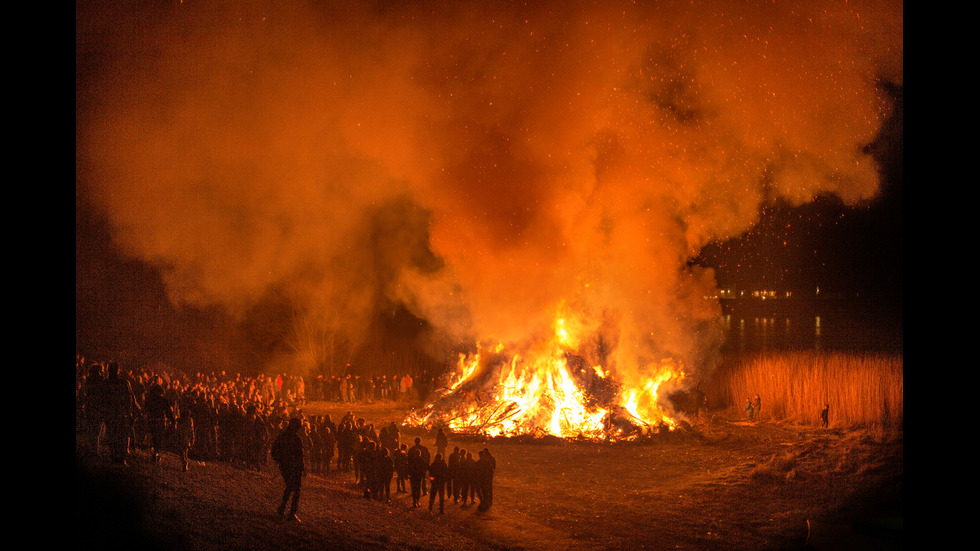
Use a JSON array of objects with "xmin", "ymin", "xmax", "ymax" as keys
[{"xmin": 406, "ymin": 303, "xmax": 686, "ymax": 440}]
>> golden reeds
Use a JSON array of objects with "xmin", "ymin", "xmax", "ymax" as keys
[{"xmin": 707, "ymin": 351, "xmax": 903, "ymax": 430}]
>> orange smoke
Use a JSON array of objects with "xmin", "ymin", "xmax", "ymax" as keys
[{"xmin": 76, "ymin": 1, "xmax": 902, "ymax": 381}]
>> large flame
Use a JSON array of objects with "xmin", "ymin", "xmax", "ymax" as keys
[{"xmin": 406, "ymin": 303, "xmax": 684, "ymax": 440}]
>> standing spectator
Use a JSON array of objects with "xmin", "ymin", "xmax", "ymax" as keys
[
  {"xmin": 322, "ymin": 414, "xmax": 336, "ymax": 438},
  {"xmin": 104, "ymin": 362, "xmax": 140, "ymax": 466},
  {"xmin": 356, "ymin": 440, "xmax": 375, "ymax": 497},
  {"xmin": 410, "ymin": 437, "xmax": 430, "ymax": 496},
  {"xmin": 262, "ymin": 377, "xmax": 275, "ymax": 405},
  {"xmin": 320, "ymin": 424, "xmax": 335, "ymax": 473},
  {"xmin": 459, "ymin": 450, "xmax": 476, "ymax": 507},
  {"xmin": 476, "ymin": 448, "xmax": 496, "ymax": 512},
  {"xmin": 175, "ymin": 408, "xmax": 195, "ymax": 472},
  {"xmin": 383, "ymin": 421, "xmax": 400, "ymax": 455},
  {"xmin": 379, "ymin": 422, "xmax": 390, "ymax": 454},
  {"xmin": 81, "ymin": 364, "xmax": 108, "ymax": 456},
  {"xmin": 245, "ymin": 406, "xmax": 270, "ymax": 472},
  {"xmin": 408, "ymin": 447, "xmax": 426, "ymax": 508},
  {"xmin": 427, "ymin": 453, "xmax": 450, "ymax": 513},
  {"xmin": 300, "ymin": 420, "xmax": 315, "ymax": 475},
  {"xmin": 435, "ymin": 427, "xmax": 449, "ymax": 457},
  {"xmin": 337, "ymin": 420, "xmax": 354, "ymax": 471},
  {"xmin": 394, "ymin": 443, "xmax": 409, "ymax": 494},
  {"xmin": 195, "ymin": 394, "xmax": 219, "ymax": 461},
  {"xmin": 295, "ymin": 377, "xmax": 306, "ymax": 407},
  {"xmin": 349, "ymin": 376, "xmax": 358, "ymax": 403},
  {"xmin": 377, "ymin": 447, "xmax": 395, "ymax": 503},
  {"xmin": 752, "ymin": 394, "xmax": 762, "ymax": 422},
  {"xmin": 820, "ymin": 403, "xmax": 830, "ymax": 428},
  {"xmin": 219, "ymin": 402, "xmax": 245, "ymax": 464},
  {"xmin": 308, "ymin": 419, "xmax": 323, "ymax": 475},
  {"xmin": 271, "ymin": 418, "xmax": 304, "ymax": 522},
  {"xmin": 400, "ymin": 373, "xmax": 413, "ymax": 402},
  {"xmin": 447, "ymin": 446, "xmax": 461, "ymax": 503}
]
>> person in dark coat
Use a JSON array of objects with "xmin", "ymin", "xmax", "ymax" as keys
[
  {"xmin": 435, "ymin": 427, "xmax": 449, "ymax": 456},
  {"xmin": 394, "ymin": 443, "xmax": 409, "ymax": 493},
  {"xmin": 381, "ymin": 421, "xmax": 400, "ymax": 454},
  {"xmin": 360, "ymin": 440, "xmax": 379, "ymax": 499},
  {"xmin": 447, "ymin": 446, "xmax": 460, "ymax": 502},
  {"xmin": 144, "ymin": 381, "xmax": 174, "ymax": 463},
  {"xmin": 81, "ymin": 364, "xmax": 108, "ymax": 456},
  {"xmin": 475, "ymin": 448, "xmax": 496, "ymax": 512},
  {"xmin": 104, "ymin": 362, "xmax": 140, "ymax": 465},
  {"xmin": 271, "ymin": 418, "xmax": 305, "ymax": 522},
  {"xmin": 175, "ymin": 408, "xmax": 195, "ymax": 472},
  {"xmin": 377, "ymin": 447, "xmax": 395, "ymax": 502},
  {"xmin": 245, "ymin": 407, "xmax": 270, "ymax": 472},
  {"xmin": 408, "ymin": 447, "xmax": 427, "ymax": 508},
  {"xmin": 308, "ymin": 421, "xmax": 323, "ymax": 475},
  {"xmin": 459, "ymin": 449, "xmax": 475, "ymax": 506},
  {"xmin": 427, "ymin": 453, "xmax": 450, "ymax": 513},
  {"xmin": 320, "ymin": 425, "xmax": 335, "ymax": 473},
  {"xmin": 410, "ymin": 437, "xmax": 431, "ymax": 495}
]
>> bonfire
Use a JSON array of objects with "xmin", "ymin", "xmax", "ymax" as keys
[{"xmin": 404, "ymin": 306, "xmax": 687, "ymax": 441}]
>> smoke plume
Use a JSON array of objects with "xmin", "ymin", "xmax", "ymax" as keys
[{"xmin": 76, "ymin": 0, "xmax": 902, "ymax": 378}]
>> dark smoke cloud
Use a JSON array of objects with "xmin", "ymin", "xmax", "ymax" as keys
[{"xmin": 76, "ymin": 0, "xmax": 902, "ymax": 377}]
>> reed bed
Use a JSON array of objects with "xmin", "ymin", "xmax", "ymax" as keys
[{"xmin": 707, "ymin": 351, "xmax": 903, "ymax": 430}]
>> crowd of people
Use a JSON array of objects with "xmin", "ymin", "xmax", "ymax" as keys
[
  {"xmin": 75, "ymin": 355, "xmax": 496, "ymax": 521},
  {"xmin": 317, "ymin": 416, "xmax": 497, "ymax": 516},
  {"xmin": 305, "ymin": 368, "xmax": 440, "ymax": 405},
  {"xmin": 75, "ymin": 355, "xmax": 439, "ymax": 467}
]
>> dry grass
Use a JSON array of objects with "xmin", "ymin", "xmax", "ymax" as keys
[{"xmin": 707, "ymin": 351, "xmax": 903, "ymax": 430}]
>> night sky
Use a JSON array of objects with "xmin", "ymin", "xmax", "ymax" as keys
[
  {"xmin": 77, "ymin": 1, "xmax": 903, "ymax": 374},
  {"xmin": 697, "ymin": 83, "xmax": 902, "ymax": 302}
]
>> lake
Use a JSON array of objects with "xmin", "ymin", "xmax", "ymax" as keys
[{"xmin": 719, "ymin": 298, "xmax": 903, "ymax": 354}]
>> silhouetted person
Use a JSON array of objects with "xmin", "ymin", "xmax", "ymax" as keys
[
  {"xmin": 447, "ymin": 446, "xmax": 460, "ymax": 502},
  {"xmin": 320, "ymin": 425, "xmax": 335, "ymax": 473},
  {"xmin": 359, "ymin": 440, "xmax": 379, "ymax": 499},
  {"xmin": 475, "ymin": 448, "xmax": 496, "ymax": 512},
  {"xmin": 383, "ymin": 421, "xmax": 400, "ymax": 454},
  {"xmin": 410, "ymin": 437, "xmax": 430, "ymax": 495},
  {"xmin": 428, "ymin": 453, "xmax": 449, "ymax": 513},
  {"xmin": 408, "ymin": 447, "xmax": 426, "ymax": 508},
  {"xmin": 82, "ymin": 364, "xmax": 108, "ymax": 456},
  {"xmin": 356, "ymin": 437, "xmax": 373, "ymax": 491},
  {"xmin": 394, "ymin": 443, "xmax": 409, "ymax": 493},
  {"xmin": 752, "ymin": 394, "xmax": 762, "ymax": 422},
  {"xmin": 245, "ymin": 406, "xmax": 270, "ymax": 472},
  {"xmin": 104, "ymin": 362, "xmax": 139, "ymax": 465},
  {"xmin": 435, "ymin": 427, "xmax": 448, "ymax": 456},
  {"xmin": 175, "ymin": 408, "xmax": 195, "ymax": 472},
  {"xmin": 308, "ymin": 421, "xmax": 323, "ymax": 475},
  {"xmin": 322, "ymin": 414, "xmax": 336, "ymax": 439},
  {"xmin": 144, "ymin": 380, "xmax": 174, "ymax": 463},
  {"xmin": 459, "ymin": 450, "xmax": 476, "ymax": 506},
  {"xmin": 271, "ymin": 418, "xmax": 304, "ymax": 522},
  {"xmin": 378, "ymin": 447, "xmax": 395, "ymax": 502},
  {"xmin": 820, "ymin": 404, "xmax": 830, "ymax": 428}
]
